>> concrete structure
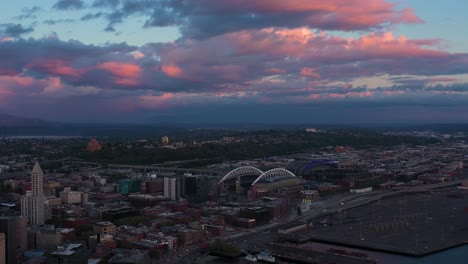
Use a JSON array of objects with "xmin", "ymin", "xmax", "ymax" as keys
[
  {"xmin": 108, "ymin": 249, "xmax": 151, "ymax": 264},
  {"xmin": 36, "ymin": 228, "xmax": 63, "ymax": 250},
  {"xmin": 60, "ymin": 189, "xmax": 83, "ymax": 204},
  {"xmin": 119, "ymin": 179, "xmax": 142, "ymax": 195},
  {"xmin": 164, "ymin": 176, "xmax": 181, "ymax": 200},
  {"xmin": 185, "ymin": 175, "xmax": 217, "ymax": 202},
  {"xmin": 15, "ymin": 216, "xmax": 27, "ymax": 254},
  {"xmin": 250, "ymin": 169, "xmax": 302, "ymax": 199},
  {"xmin": 350, "ymin": 187, "xmax": 373, "ymax": 193},
  {"xmin": 0, "ymin": 216, "xmax": 27, "ymax": 264},
  {"xmin": 93, "ymin": 222, "xmax": 116, "ymax": 237},
  {"xmin": 21, "ymin": 162, "xmax": 45, "ymax": 225},
  {"xmin": 0, "ymin": 233, "xmax": 4, "ymax": 264},
  {"xmin": 219, "ymin": 166, "xmax": 263, "ymax": 193},
  {"xmin": 47, "ymin": 244, "xmax": 88, "ymax": 264},
  {"xmin": 161, "ymin": 136, "xmax": 169, "ymax": 145}
]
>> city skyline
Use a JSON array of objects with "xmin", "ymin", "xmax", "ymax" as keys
[{"xmin": 1, "ymin": 1, "xmax": 468, "ymax": 123}]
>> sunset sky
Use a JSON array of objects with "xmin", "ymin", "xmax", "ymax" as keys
[{"xmin": 1, "ymin": 0, "xmax": 468, "ymax": 124}]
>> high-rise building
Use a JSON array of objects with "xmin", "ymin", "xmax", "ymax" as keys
[
  {"xmin": 0, "ymin": 233, "xmax": 5, "ymax": 264},
  {"xmin": 15, "ymin": 216, "xmax": 27, "ymax": 254},
  {"xmin": 164, "ymin": 176, "xmax": 182, "ymax": 200},
  {"xmin": 21, "ymin": 162, "xmax": 45, "ymax": 225},
  {"xmin": 0, "ymin": 217, "xmax": 19, "ymax": 264},
  {"xmin": 184, "ymin": 175, "xmax": 215, "ymax": 202},
  {"xmin": 161, "ymin": 136, "xmax": 169, "ymax": 145}
]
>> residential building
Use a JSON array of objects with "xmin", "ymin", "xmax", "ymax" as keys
[
  {"xmin": 36, "ymin": 227, "xmax": 63, "ymax": 251},
  {"xmin": 93, "ymin": 222, "xmax": 116, "ymax": 237},
  {"xmin": 60, "ymin": 188, "xmax": 83, "ymax": 204}
]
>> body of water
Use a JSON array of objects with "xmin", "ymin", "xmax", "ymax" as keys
[{"xmin": 307, "ymin": 242, "xmax": 468, "ymax": 264}]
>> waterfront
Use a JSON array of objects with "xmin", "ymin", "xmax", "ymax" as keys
[{"xmin": 308, "ymin": 242, "xmax": 468, "ymax": 264}]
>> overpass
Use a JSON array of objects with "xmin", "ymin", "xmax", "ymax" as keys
[
  {"xmin": 54, "ymin": 159, "xmax": 223, "ymax": 177},
  {"xmin": 106, "ymin": 164, "xmax": 222, "ymax": 177}
]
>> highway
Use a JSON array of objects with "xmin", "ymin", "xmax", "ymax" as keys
[{"xmin": 48, "ymin": 159, "xmax": 223, "ymax": 176}]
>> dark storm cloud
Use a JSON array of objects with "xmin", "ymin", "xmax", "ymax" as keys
[
  {"xmin": 0, "ymin": 36, "xmax": 136, "ymax": 78},
  {"xmin": 0, "ymin": 23, "xmax": 34, "ymax": 37},
  {"xmin": 53, "ymin": 0, "xmax": 85, "ymax": 10},
  {"xmin": 83, "ymin": 0, "xmax": 423, "ymax": 39},
  {"xmin": 2, "ymin": 1, "xmax": 468, "ymax": 123}
]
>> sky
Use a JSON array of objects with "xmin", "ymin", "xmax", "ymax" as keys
[{"xmin": 1, "ymin": 0, "xmax": 468, "ymax": 124}]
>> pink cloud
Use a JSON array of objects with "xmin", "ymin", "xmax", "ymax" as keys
[
  {"xmin": 0, "ymin": 75, "xmax": 65, "ymax": 96},
  {"xmin": 97, "ymin": 62, "xmax": 142, "ymax": 86},
  {"xmin": 97, "ymin": 62, "xmax": 141, "ymax": 78},
  {"xmin": 384, "ymin": 91, "xmax": 405, "ymax": 96},
  {"xmin": 139, "ymin": 93, "xmax": 176, "ymax": 109},
  {"xmin": 27, "ymin": 60, "xmax": 85, "ymax": 78},
  {"xmin": 226, "ymin": 29, "xmax": 446, "ymax": 61},
  {"xmin": 0, "ymin": 75, "xmax": 35, "ymax": 87},
  {"xmin": 343, "ymin": 83, "xmax": 352, "ymax": 89},
  {"xmin": 300, "ymin": 67, "xmax": 320, "ymax": 78},
  {"xmin": 133, "ymin": 51, "xmax": 145, "ymax": 59},
  {"xmin": 161, "ymin": 65, "xmax": 184, "ymax": 78},
  {"xmin": 210, "ymin": 65, "xmax": 246, "ymax": 81},
  {"xmin": 206, "ymin": 0, "xmax": 423, "ymax": 31},
  {"xmin": 41, "ymin": 77, "xmax": 64, "ymax": 95},
  {"xmin": 0, "ymin": 37, "xmax": 13, "ymax": 42}
]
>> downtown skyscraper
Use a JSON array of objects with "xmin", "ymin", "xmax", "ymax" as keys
[{"xmin": 21, "ymin": 162, "xmax": 45, "ymax": 226}]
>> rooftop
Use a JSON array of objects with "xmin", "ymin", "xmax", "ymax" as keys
[
  {"xmin": 108, "ymin": 250, "xmax": 147, "ymax": 263},
  {"xmin": 50, "ymin": 244, "xmax": 82, "ymax": 256}
]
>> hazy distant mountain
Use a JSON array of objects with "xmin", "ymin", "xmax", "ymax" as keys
[{"xmin": 0, "ymin": 114, "xmax": 52, "ymax": 127}]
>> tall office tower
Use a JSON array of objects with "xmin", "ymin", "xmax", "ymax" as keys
[
  {"xmin": 0, "ymin": 233, "xmax": 5, "ymax": 264},
  {"xmin": 0, "ymin": 217, "xmax": 19, "ymax": 264},
  {"xmin": 16, "ymin": 216, "xmax": 27, "ymax": 253},
  {"xmin": 21, "ymin": 162, "xmax": 45, "ymax": 225},
  {"xmin": 163, "ymin": 176, "xmax": 181, "ymax": 200}
]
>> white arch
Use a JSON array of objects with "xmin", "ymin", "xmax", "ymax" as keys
[
  {"xmin": 251, "ymin": 168, "xmax": 296, "ymax": 186},
  {"xmin": 219, "ymin": 166, "xmax": 264, "ymax": 184}
]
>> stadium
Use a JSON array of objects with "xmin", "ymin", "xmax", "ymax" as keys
[{"xmin": 218, "ymin": 167, "xmax": 302, "ymax": 200}]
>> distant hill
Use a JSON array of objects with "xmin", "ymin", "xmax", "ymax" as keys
[{"xmin": 0, "ymin": 114, "xmax": 52, "ymax": 127}]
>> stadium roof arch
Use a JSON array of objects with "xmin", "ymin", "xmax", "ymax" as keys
[
  {"xmin": 219, "ymin": 166, "xmax": 264, "ymax": 184},
  {"xmin": 251, "ymin": 168, "xmax": 296, "ymax": 186}
]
